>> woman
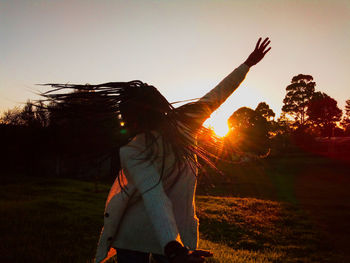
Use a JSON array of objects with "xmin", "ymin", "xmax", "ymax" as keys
[{"xmin": 45, "ymin": 37, "xmax": 271, "ymax": 263}]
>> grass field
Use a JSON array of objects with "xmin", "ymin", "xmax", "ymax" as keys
[
  {"xmin": 198, "ymin": 155, "xmax": 350, "ymax": 262},
  {"xmin": 1, "ymin": 155, "xmax": 349, "ymax": 262}
]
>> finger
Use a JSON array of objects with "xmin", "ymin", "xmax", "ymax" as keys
[
  {"xmin": 260, "ymin": 37, "xmax": 270, "ymax": 49},
  {"xmin": 263, "ymin": 47, "xmax": 271, "ymax": 55},
  {"xmin": 255, "ymin": 37, "xmax": 262, "ymax": 50},
  {"xmin": 261, "ymin": 40, "xmax": 271, "ymax": 51}
]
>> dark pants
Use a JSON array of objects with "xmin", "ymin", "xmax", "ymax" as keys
[{"xmin": 116, "ymin": 248, "xmax": 169, "ymax": 263}]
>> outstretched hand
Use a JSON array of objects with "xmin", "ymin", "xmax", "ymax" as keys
[{"xmin": 244, "ymin": 37, "xmax": 271, "ymax": 67}]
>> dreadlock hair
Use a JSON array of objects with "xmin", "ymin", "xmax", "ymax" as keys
[{"xmin": 39, "ymin": 80, "xmax": 223, "ymax": 193}]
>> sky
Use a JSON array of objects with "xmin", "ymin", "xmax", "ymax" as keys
[{"xmin": 1, "ymin": 0, "xmax": 349, "ymax": 135}]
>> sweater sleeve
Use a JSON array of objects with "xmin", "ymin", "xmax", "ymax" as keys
[
  {"xmin": 179, "ymin": 63, "xmax": 250, "ymax": 126},
  {"xmin": 119, "ymin": 134, "xmax": 183, "ymax": 252}
]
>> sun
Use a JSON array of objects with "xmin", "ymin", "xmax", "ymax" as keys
[{"xmin": 203, "ymin": 116, "xmax": 229, "ymax": 137}]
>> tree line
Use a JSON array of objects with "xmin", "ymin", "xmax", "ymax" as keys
[
  {"xmin": 1, "ymin": 73, "xmax": 350, "ymax": 177},
  {"xmin": 218, "ymin": 74, "xmax": 350, "ymax": 160}
]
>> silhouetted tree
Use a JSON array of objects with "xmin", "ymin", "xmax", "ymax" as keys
[
  {"xmin": 255, "ymin": 102, "xmax": 275, "ymax": 121},
  {"xmin": 282, "ymin": 74, "xmax": 315, "ymax": 128},
  {"xmin": 307, "ymin": 92, "xmax": 342, "ymax": 137},
  {"xmin": 33, "ymin": 101, "xmax": 50, "ymax": 127},
  {"xmin": 255, "ymin": 102, "xmax": 276, "ymax": 139},
  {"xmin": 341, "ymin": 99, "xmax": 350, "ymax": 135},
  {"xmin": 45, "ymin": 88, "xmax": 123, "ymax": 178},
  {"xmin": 275, "ymin": 113, "xmax": 291, "ymax": 134},
  {"xmin": 0, "ymin": 101, "xmax": 49, "ymax": 128},
  {"xmin": 227, "ymin": 107, "xmax": 269, "ymax": 155},
  {"xmin": 1, "ymin": 107, "xmax": 24, "ymax": 125},
  {"xmin": 21, "ymin": 101, "xmax": 36, "ymax": 126},
  {"xmin": 0, "ymin": 101, "xmax": 50, "ymax": 176},
  {"xmin": 268, "ymin": 113, "xmax": 294, "ymax": 154}
]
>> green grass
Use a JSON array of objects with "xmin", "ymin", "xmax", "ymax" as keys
[
  {"xmin": 1, "ymin": 155, "xmax": 349, "ymax": 262},
  {"xmin": 0, "ymin": 176, "xmax": 109, "ymax": 263},
  {"xmin": 196, "ymin": 196, "xmax": 335, "ymax": 263},
  {"xmin": 197, "ymin": 155, "xmax": 350, "ymax": 262}
]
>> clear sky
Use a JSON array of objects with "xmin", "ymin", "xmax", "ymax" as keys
[{"xmin": 1, "ymin": 0, "xmax": 349, "ymax": 135}]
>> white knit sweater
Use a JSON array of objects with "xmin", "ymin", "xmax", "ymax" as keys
[{"xmin": 94, "ymin": 63, "xmax": 250, "ymax": 263}]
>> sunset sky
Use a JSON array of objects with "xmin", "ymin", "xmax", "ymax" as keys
[{"xmin": 1, "ymin": 0, "xmax": 349, "ymax": 135}]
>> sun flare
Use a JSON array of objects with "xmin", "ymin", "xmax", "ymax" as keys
[{"xmin": 204, "ymin": 116, "xmax": 229, "ymax": 137}]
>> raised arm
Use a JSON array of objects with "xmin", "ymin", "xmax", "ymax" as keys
[{"xmin": 179, "ymin": 37, "xmax": 271, "ymax": 126}]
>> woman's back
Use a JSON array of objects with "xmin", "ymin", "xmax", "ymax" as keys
[{"xmin": 96, "ymin": 62, "xmax": 251, "ymax": 262}]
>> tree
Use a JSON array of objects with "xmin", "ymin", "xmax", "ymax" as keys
[
  {"xmin": 255, "ymin": 102, "xmax": 275, "ymax": 121},
  {"xmin": 307, "ymin": 92, "xmax": 342, "ymax": 137},
  {"xmin": 32, "ymin": 101, "xmax": 49, "ymax": 127},
  {"xmin": 275, "ymin": 113, "xmax": 291, "ymax": 134},
  {"xmin": 0, "ymin": 101, "xmax": 49, "ymax": 127},
  {"xmin": 282, "ymin": 74, "xmax": 315, "ymax": 128},
  {"xmin": 45, "ymin": 88, "xmax": 125, "ymax": 178},
  {"xmin": 0, "ymin": 101, "xmax": 50, "ymax": 176},
  {"xmin": 345, "ymin": 99, "xmax": 350, "ymax": 116},
  {"xmin": 227, "ymin": 107, "xmax": 269, "ymax": 154},
  {"xmin": 341, "ymin": 99, "xmax": 350, "ymax": 133},
  {"xmin": 269, "ymin": 112, "xmax": 293, "ymax": 153},
  {"xmin": 255, "ymin": 102, "xmax": 276, "ymax": 139},
  {"xmin": 1, "ymin": 107, "xmax": 24, "ymax": 125}
]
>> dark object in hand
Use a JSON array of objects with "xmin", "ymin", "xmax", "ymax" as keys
[{"xmin": 164, "ymin": 241, "xmax": 213, "ymax": 263}]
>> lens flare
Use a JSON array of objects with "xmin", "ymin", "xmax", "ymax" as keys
[{"xmin": 204, "ymin": 116, "xmax": 229, "ymax": 137}]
